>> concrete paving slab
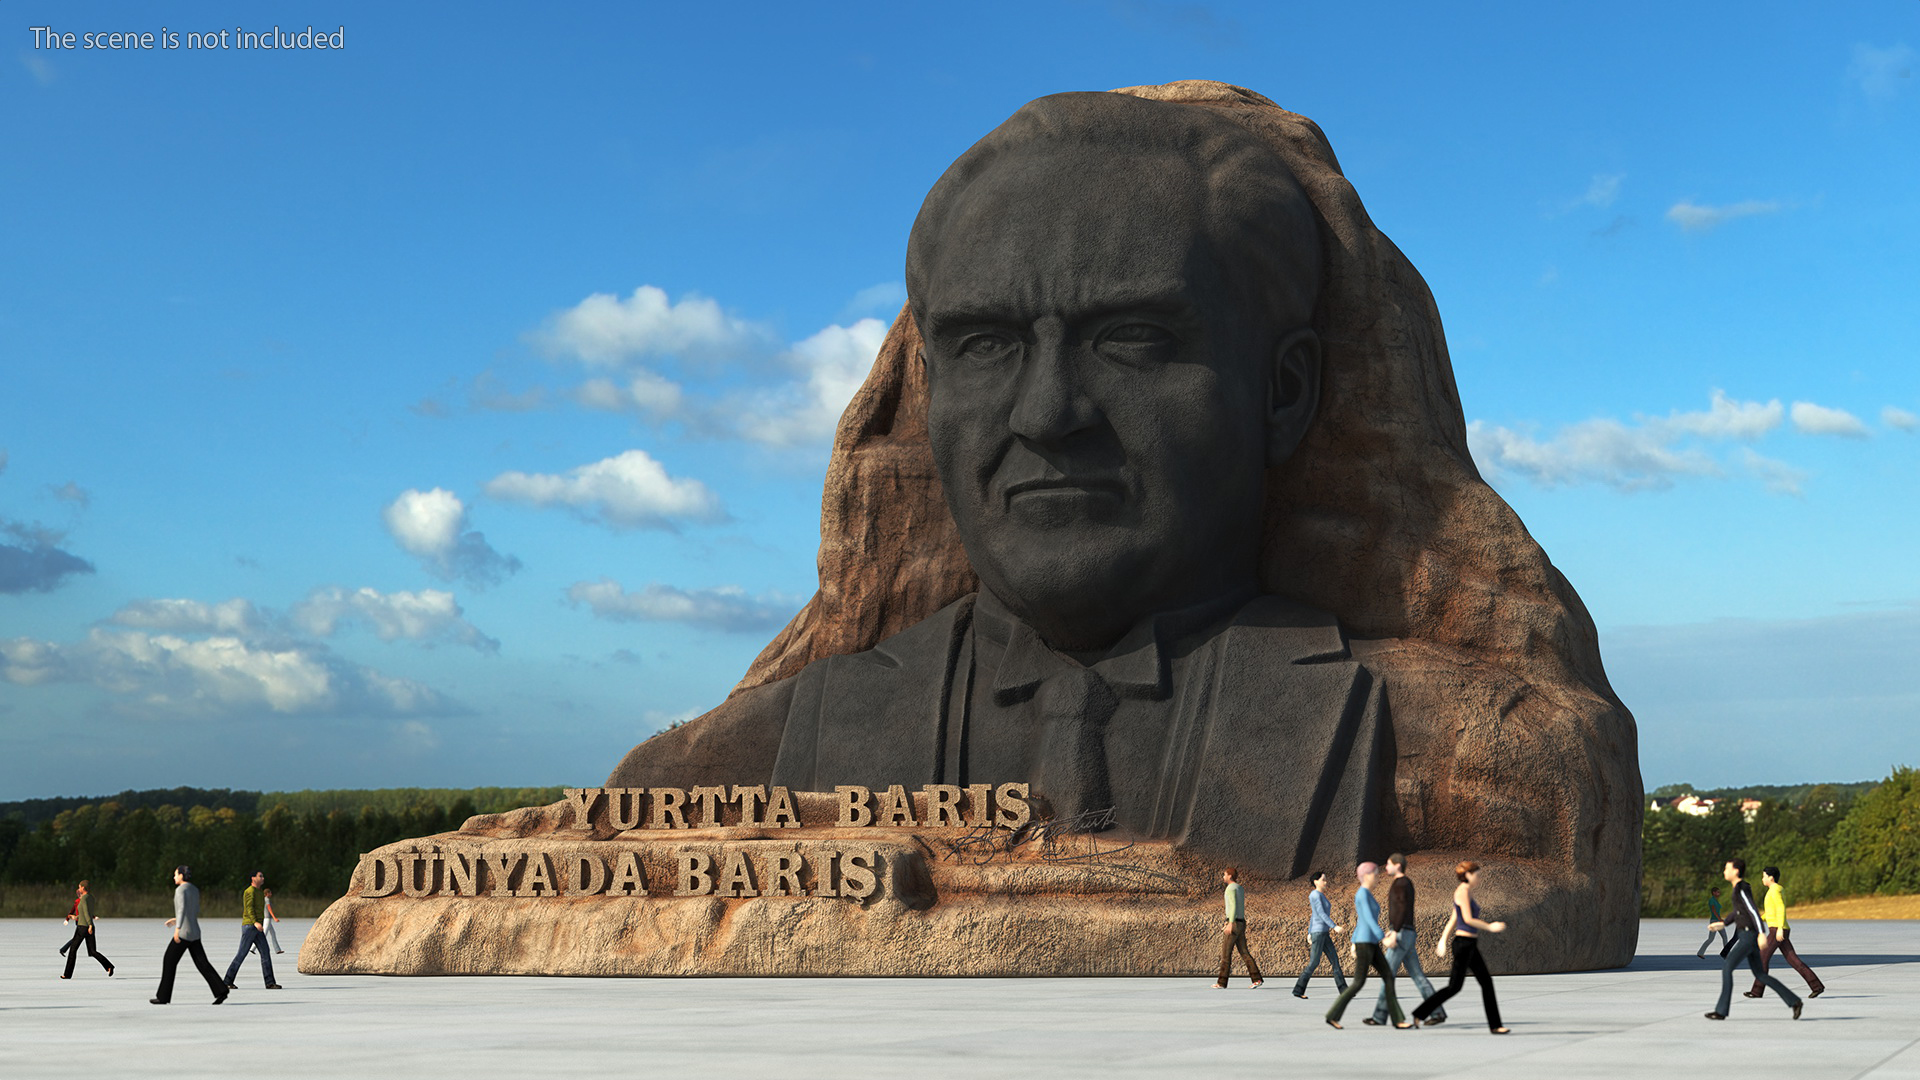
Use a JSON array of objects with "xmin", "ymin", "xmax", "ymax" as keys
[{"xmin": 3, "ymin": 918, "xmax": 1915, "ymax": 1079}]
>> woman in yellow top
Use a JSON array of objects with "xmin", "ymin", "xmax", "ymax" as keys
[
  {"xmin": 1747, "ymin": 866, "xmax": 1824, "ymax": 999},
  {"xmin": 60, "ymin": 880, "xmax": 114, "ymax": 978}
]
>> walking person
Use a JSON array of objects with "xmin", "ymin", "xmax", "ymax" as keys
[
  {"xmin": 59, "ymin": 880, "xmax": 113, "ymax": 978},
  {"xmin": 1214, "ymin": 867, "xmax": 1264, "ymax": 988},
  {"xmin": 263, "ymin": 888, "xmax": 285, "ymax": 954},
  {"xmin": 1746, "ymin": 867, "xmax": 1825, "ymax": 999},
  {"xmin": 223, "ymin": 870, "xmax": 283, "ymax": 990},
  {"xmin": 1371, "ymin": 853, "xmax": 1443, "ymax": 1025},
  {"xmin": 152, "ymin": 866, "xmax": 227, "ymax": 1005},
  {"xmin": 1412, "ymin": 860, "xmax": 1510, "ymax": 1032},
  {"xmin": 1696, "ymin": 886, "xmax": 1730, "ymax": 959},
  {"xmin": 1291, "ymin": 869, "xmax": 1347, "ymax": 999},
  {"xmin": 1324, "ymin": 862, "xmax": 1412, "ymax": 1029},
  {"xmin": 1705, "ymin": 858, "xmax": 1801, "ymax": 1020}
]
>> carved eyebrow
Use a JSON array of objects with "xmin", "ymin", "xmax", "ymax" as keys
[{"xmin": 922, "ymin": 295, "xmax": 1194, "ymax": 339}]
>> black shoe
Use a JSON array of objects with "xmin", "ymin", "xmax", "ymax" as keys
[
  {"xmin": 1292, "ymin": 992, "xmax": 1308, "ymax": 999},
  {"xmin": 1810, "ymin": 988, "xmax": 1824, "ymax": 998},
  {"xmin": 1704, "ymin": 1012, "xmax": 1726, "ymax": 1020},
  {"xmin": 212, "ymin": 994, "xmax": 227, "ymax": 1005},
  {"xmin": 1361, "ymin": 1018, "xmax": 1383, "ymax": 1026},
  {"xmin": 58, "ymin": 975, "xmax": 70, "ymax": 980},
  {"xmin": 106, "ymin": 965, "xmax": 114, "ymax": 977},
  {"xmin": 265, "ymin": 983, "xmax": 283, "ymax": 989},
  {"xmin": 150, "ymin": 997, "xmax": 169, "ymax": 1005},
  {"xmin": 1742, "ymin": 990, "xmax": 1763, "ymax": 998},
  {"xmin": 1791, "ymin": 1002, "xmax": 1803, "ymax": 1020},
  {"xmin": 1423, "ymin": 1016, "xmax": 1447, "ymax": 1026},
  {"xmin": 224, "ymin": 981, "xmax": 238, "ymax": 990}
]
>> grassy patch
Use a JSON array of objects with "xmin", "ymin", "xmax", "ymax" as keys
[{"xmin": 1787, "ymin": 894, "xmax": 1920, "ymax": 920}]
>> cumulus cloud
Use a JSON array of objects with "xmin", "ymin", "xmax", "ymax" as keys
[
  {"xmin": 381, "ymin": 488, "xmax": 522, "ymax": 587},
  {"xmin": 1884, "ymin": 406, "xmax": 1919, "ymax": 432},
  {"xmin": 573, "ymin": 370, "xmax": 684, "ymax": 422},
  {"xmin": 485, "ymin": 450, "xmax": 724, "ymax": 531},
  {"xmin": 1790, "ymin": 401, "xmax": 1871, "ymax": 438},
  {"xmin": 536, "ymin": 285, "xmax": 769, "ymax": 367},
  {"xmin": 1468, "ymin": 390, "xmax": 1785, "ymax": 492},
  {"xmin": 0, "ymin": 518, "xmax": 94, "ymax": 595},
  {"xmin": 0, "ymin": 629, "xmax": 457, "ymax": 719},
  {"xmin": 1666, "ymin": 199, "xmax": 1783, "ymax": 232},
  {"xmin": 290, "ymin": 586, "xmax": 499, "ymax": 652},
  {"xmin": 109, "ymin": 597, "xmax": 268, "ymax": 637},
  {"xmin": 1850, "ymin": 43, "xmax": 1913, "ymax": 102},
  {"xmin": 731, "ymin": 318, "xmax": 886, "ymax": 446},
  {"xmin": 566, "ymin": 578, "xmax": 799, "ymax": 633}
]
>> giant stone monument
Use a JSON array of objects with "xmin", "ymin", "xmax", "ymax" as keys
[{"xmin": 301, "ymin": 82, "xmax": 1643, "ymax": 978}]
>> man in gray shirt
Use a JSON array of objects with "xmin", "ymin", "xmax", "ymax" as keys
[{"xmin": 151, "ymin": 866, "xmax": 227, "ymax": 1005}]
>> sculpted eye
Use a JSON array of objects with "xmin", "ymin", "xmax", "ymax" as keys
[{"xmin": 957, "ymin": 333, "xmax": 1018, "ymax": 362}]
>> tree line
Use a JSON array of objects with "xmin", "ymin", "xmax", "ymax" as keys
[
  {"xmin": 1641, "ymin": 766, "xmax": 1919, "ymax": 917},
  {"xmin": 0, "ymin": 786, "xmax": 562, "ymax": 900}
]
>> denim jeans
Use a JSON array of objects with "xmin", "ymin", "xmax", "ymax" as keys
[
  {"xmin": 1374, "ymin": 927, "xmax": 1444, "ymax": 1023},
  {"xmin": 223, "ymin": 924, "xmax": 277, "ymax": 986},
  {"xmin": 1717, "ymin": 928, "xmax": 1799, "ymax": 1015},
  {"xmin": 1292, "ymin": 930, "xmax": 1347, "ymax": 994}
]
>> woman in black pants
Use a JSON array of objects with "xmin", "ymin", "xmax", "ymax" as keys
[
  {"xmin": 60, "ymin": 880, "xmax": 113, "ymax": 978},
  {"xmin": 1412, "ymin": 860, "xmax": 1508, "ymax": 1033}
]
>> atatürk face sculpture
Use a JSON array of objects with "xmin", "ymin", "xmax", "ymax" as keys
[{"xmin": 911, "ymin": 110, "xmax": 1324, "ymax": 655}]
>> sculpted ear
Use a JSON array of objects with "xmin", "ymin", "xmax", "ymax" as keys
[{"xmin": 1266, "ymin": 329, "xmax": 1321, "ymax": 467}]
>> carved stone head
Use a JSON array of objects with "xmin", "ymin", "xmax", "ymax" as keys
[{"xmin": 907, "ymin": 92, "xmax": 1326, "ymax": 653}]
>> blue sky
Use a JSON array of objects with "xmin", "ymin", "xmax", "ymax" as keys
[{"xmin": 2, "ymin": 1, "xmax": 1915, "ymax": 800}]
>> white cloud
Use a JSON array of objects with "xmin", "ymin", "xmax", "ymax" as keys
[
  {"xmin": 1850, "ymin": 43, "xmax": 1913, "ymax": 102},
  {"xmin": 536, "ymin": 285, "xmax": 768, "ymax": 367},
  {"xmin": 1665, "ymin": 199, "xmax": 1783, "ymax": 233},
  {"xmin": 21, "ymin": 54, "xmax": 56, "ymax": 87},
  {"xmin": 381, "ymin": 488, "xmax": 521, "ymax": 587},
  {"xmin": 1467, "ymin": 390, "xmax": 1850, "ymax": 494},
  {"xmin": 1883, "ymin": 406, "xmax": 1919, "ymax": 432},
  {"xmin": 1468, "ymin": 417, "xmax": 1720, "ymax": 492},
  {"xmin": 573, "ymin": 370, "xmax": 684, "ymax": 421},
  {"xmin": 1790, "ymin": 401, "xmax": 1870, "ymax": 438},
  {"xmin": 1667, "ymin": 389, "xmax": 1783, "ymax": 440},
  {"xmin": 730, "ymin": 318, "xmax": 886, "ymax": 447},
  {"xmin": 485, "ymin": 450, "xmax": 724, "ymax": 531},
  {"xmin": 0, "ymin": 629, "xmax": 456, "ymax": 719},
  {"xmin": 841, "ymin": 282, "xmax": 908, "ymax": 321},
  {"xmin": 110, "ymin": 597, "xmax": 268, "ymax": 637},
  {"xmin": 290, "ymin": 586, "xmax": 498, "ymax": 652},
  {"xmin": 566, "ymin": 578, "xmax": 799, "ymax": 633}
]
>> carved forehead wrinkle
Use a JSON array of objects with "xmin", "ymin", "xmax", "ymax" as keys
[{"xmin": 908, "ymin": 92, "xmax": 1324, "ymax": 332}]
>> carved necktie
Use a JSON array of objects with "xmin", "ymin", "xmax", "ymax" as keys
[{"xmin": 1035, "ymin": 665, "xmax": 1119, "ymax": 827}]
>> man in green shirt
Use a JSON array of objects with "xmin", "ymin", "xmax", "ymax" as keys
[
  {"xmin": 222, "ymin": 870, "xmax": 282, "ymax": 990},
  {"xmin": 1214, "ymin": 867, "xmax": 1264, "ymax": 988}
]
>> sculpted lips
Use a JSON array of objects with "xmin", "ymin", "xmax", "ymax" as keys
[{"xmin": 1001, "ymin": 475, "xmax": 1127, "ymax": 507}]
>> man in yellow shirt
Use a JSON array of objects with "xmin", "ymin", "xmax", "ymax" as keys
[{"xmin": 1747, "ymin": 866, "xmax": 1825, "ymax": 999}]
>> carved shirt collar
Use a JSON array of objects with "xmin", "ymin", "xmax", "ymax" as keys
[{"xmin": 971, "ymin": 586, "xmax": 1256, "ymax": 705}]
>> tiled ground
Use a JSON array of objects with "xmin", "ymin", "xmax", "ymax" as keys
[{"xmin": 3, "ymin": 918, "xmax": 1915, "ymax": 1079}]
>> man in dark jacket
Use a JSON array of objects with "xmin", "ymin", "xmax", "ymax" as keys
[
  {"xmin": 1371, "ymin": 853, "xmax": 1443, "ymax": 1025},
  {"xmin": 1705, "ymin": 858, "xmax": 1800, "ymax": 1020}
]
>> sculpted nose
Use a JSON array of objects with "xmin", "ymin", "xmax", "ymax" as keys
[{"xmin": 1008, "ymin": 334, "xmax": 1100, "ymax": 445}]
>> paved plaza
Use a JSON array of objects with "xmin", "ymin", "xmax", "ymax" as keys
[{"xmin": 3, "ymin": 917, "xmax": 1916, "ymax": 1078}]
